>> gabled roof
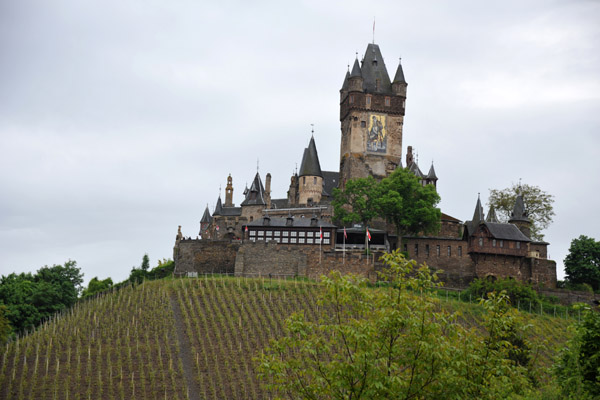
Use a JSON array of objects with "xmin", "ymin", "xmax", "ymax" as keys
[
  {"xmin": 200, "ymin": 205, "xmax": 212, "ymax": 223},
  {"xmin": 407, "ymin": 162, "xmax": 424, "ymax": 178},
  {"xmin": 393, "ymin": 59, "xmax": 407, "ymax": 84},
  {"xmin": 426, "ymin": 163, "xmax": 438, "ymax": 180},
  {"xmin": 213, "ymin": 196, "xmax": 223, "ymax": 216},
  {"xmin": 241, "ymin": 172, "xmax": 266, "ymax": 206},
  {"xmin": 484, "ymin": 222, "xmax": 531, "ymax": 242},
  {"xmin": 299, "ymin": 136, "xmax": 323, "ymax": 177},
  {"xmin": 486, "ymin": 206, "xmax": 499, "ymax": 223},
  {"xmin": 360, "ymin": 43, "xmax": 392, "ymax": 93}
]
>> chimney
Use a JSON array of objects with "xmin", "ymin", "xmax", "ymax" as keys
[{"xmin": 265, "ymin": 173, "xmax": 272, "ymax": 209}]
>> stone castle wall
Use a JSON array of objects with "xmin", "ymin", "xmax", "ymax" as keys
[{"xmin": 174, "ymin": 239, "xmax": 240, "ymax": 275}]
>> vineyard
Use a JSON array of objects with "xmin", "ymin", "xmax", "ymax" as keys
[{"xmin": 0, "ymin": 276, "xmax": 572, "ymax": 399}]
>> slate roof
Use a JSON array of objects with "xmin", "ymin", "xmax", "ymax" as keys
[
  {"xmin": 240, "ymin": 172, "xmax": 266, "ymax": 206},
  {"xmin": 299, "ymin": 136, "xmax": 323, "ymax": 177},
  {"xmin": 407, "ymin": 162, "xmax": 424, "ymax": 178},
  {"xmin": 510, "ymin": 195, "xmax": 529, "ymax": 222},
  {"xmin": 322, "ymin": 171, "xmax": 340, "ymax": 198},
  {"xmin": 213, "ymin": 196, "xmax": 223, "ymax": 216},
  {"xmin": 393, "ymin": 60, "xmax": 407, "ymax": 84},
  {"xmin": 220, "ymin": 207, "xmax": 242, "ymax": 216},
  {"xmin": 426, "ymin": 164, "xmax": 438, "ymax": 180},
  {"xmin": 200, "ymin": 206, "xmax": 212, "ymax": 223},
  {"xmin": 341, "ymin": 69, "xmax": 350, "ymax": 91},
  {"xmin": 246, "ymin": 217, "xmax": 336, "ymax": 228},
  {"xmin": 486, "ymin": 206, "xmax": 499, "ymax": 223},
  {"xmin": 465, "ymin": 195, "xmax": 485, "ymax": 235},
  {"xmin": 441, "ymin": 213, "xmax": 461, "ymax": 223},
  {"xmin": 484, "ymin": 222, "xmax": 531, "ymax": 242},
  {"xmin": 350, "ymin": 58, "xmax": 362, "ymax": 78},
  {"xmin": 269, "ymin": 198, "xmax": 290, "ymax": 209},
  {"xmin": 360, "ymin": 43, "xmax": 393, "ymax": 94}
]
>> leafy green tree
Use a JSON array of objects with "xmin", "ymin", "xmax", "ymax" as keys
[
  {"xmin": 0, "ymin": 304, "xmax": 13, "ymax": 343},
  {"xmin": 487, "ymin": 183, "xmax": 555, "ymax": 241},
  {"xmin": 141, "ymin": 253, "xmax": 150, "ymax": 271},
  {"xmin": 332, "ymin": 176, "xmax": 379, "ymax": 227},
  {"xmin": 81, "ymin": 277, "xmax": 113, "ymax": 299},
  {"xmin": 257, "ymin": 251, "xmax": 535, "ymax": 399},
  {"xmin": 564, "ymin": 235, "xmax": 600, "ymax": 292},
  {"xmin": 377, "ymin": 167, "xmax": 440, "ymax": 245},
  {"xmin": 554, "ymin": 305, "xmax": 600, "ymax": 398}
]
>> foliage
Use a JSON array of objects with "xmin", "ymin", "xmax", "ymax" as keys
[
  {"xmin": 464, "ymin": 277, "xmax": 541, "ymax": 308},
  {"xmin": 564, "ymin": 235, "xmax": 600, "ymax": 292},
  {"xmin": 257, "ymin": 251, "xmax": 537, "ymax": 399},
  {"xmin": 487, "ymin": 182, "xmax": 555, "ymax": 241},
  {"xmin": 377, "ymin": 167, "xmax": 441, "ymax": 238},
  {"xmin": 141, "ymin": 253, "xmax": 150, "ymax": 271},
  {"xmin": 554, "ymin": 305, "xmax": 600, "ymax": 398},
  {"xmin": 0, "ymin": 260, "xmax": 83, "ymax": 335},
  {"xmin": 0, "ymin": 304, "xmax": 11, "ymax": 343},
  {"xmin": 332, "ymin": 176, "xmax": 379, "ymax": 226},
  {"xmin": 81, "ymin": 277, "xmax": 113, "ymax": 299}
]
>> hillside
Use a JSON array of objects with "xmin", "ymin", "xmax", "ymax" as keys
[{"xmin": 0, "ymin": 276, "xmax": 573, "ymax": 399}]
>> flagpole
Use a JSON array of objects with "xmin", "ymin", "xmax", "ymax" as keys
[
  {"xmin": 343, "ymin": 228, "xmax": 345, "ymax": 265},
  {"xmin": 319, "ymin": 225, "xmax": 322, "ymax": 265}
]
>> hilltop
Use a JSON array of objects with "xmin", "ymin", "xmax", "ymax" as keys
[{"xmin": 0, "ymin": 276, "xmax": 573, "ymax": 399}]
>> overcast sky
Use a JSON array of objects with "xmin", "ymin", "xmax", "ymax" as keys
[{"xmin": 1, "ymin": 0, "xmax": 599, "ymax": 285}]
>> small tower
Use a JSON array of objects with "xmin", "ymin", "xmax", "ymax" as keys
[
  {"xmin": 265, "ymin": 173, "xmax": 272, "ymax": 209},
  {"xmin": 298, "ymin": 136, "xmax": 323, "ymax": 205},
  {"xmin": 509, "ymin": 195, "xmax": 532, "ymax": 239},
  {"xmin": 425, "ymin": 163, "xmax": 438, "ymax": 188},
  {"xmin": 486, "ymin": 206, "xmax": 499, "ymax": 223},
  {"xmin": 287, "ymin": 173, "xmax": 299, "ymax": 206},
  {"xmin": 225, "ymin": 174, "xmax": 234, "ymax": 207},
  {"xmin": 199, "ymin": 206, "xmax": 212, "ymax": 236}
]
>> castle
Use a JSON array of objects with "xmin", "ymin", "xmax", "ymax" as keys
[{"xmin": 173, "ymin": 42, "xmax": 557, "ymax": 288}]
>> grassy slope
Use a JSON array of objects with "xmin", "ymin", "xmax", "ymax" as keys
[{"xmin": 0, "ymin": 277, "xmax": 572, "ymax": 399}]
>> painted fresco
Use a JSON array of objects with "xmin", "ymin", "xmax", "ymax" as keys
[{"xmin": 367, "ymin": 114, "xmax": 387, "ymax": 153}]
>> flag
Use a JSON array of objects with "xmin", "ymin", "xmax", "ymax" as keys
[
  {"xmin": 216, "ymin": 225, "xmax": 219, "ymax": 231},
  {"xmin": 245, "ymin": 225, "xmax": 248, "ymax": 232},
  {"xmin": 343, "ymin": 227, "xmax": 347, "ymax": 239},
  {"xmin": 320, "ymin": 227, "xmax": 323, "ymax": 242},
  {"xmin": 366, "ymin": 228, "xmax": 371, "ymax": 241}
]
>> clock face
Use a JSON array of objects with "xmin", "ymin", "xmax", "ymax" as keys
[{"xmin": 367, "ymin": 114, "xmax": 387, "ymax": 153}]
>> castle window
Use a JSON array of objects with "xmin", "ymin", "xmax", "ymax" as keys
[
  {"xmin": 361, "ymin": 121, "xmax": 366, "ymax": 128},
  {"xmin": 313, "ymin": 177, "xmax": 317, "ymax": 185},
  {"xmin": 299, "ymin": 238, "xmax": 305, "ymax": 244},
  {"xmin": 306, "ymin": 232, "xmax": 313, "ymax": 237},
  {"xmin": 282, "ymin": 231, "xmax": 289, "ymax": 237},
  {"xmin": 299, "ymin": 231, "xmax": 306, "ymax": 237},
  {"xmin": 249, "ymin": 231, "xmax": 256, "ymax": 237},
  {"xmin": 266, "ymin": 231, "xmax": 272, "ymax": 237},
  {"xmin": 403, "ymin": 100, "xmax": 406, "ymax": 108},
  {"xmin": 385, "ymin": 97, "xmax": 390, "ymax": 107},
  {"xmin": 303, "ymin": 177, "xmax": 306, "ymax": 185},
  {"xmin": 273, "ymin": 231, "xmax": 280, "ymax": 236},
  {"xmin": 282, "ymin": 237, "xmax": 288, "ymax": 244},
  {"xmin": 414, "ymin": 244, "xmax": 419, "ymax": 256},
  {"xmin": 403, "ymin": 244, "xmax": 408, "ymax": 253},
  {"xmin": 425, "ymin": 244, "xmax": 430, "ymax": 257},
  {"xmin": 366, "ymin": 96, "xmax": 371, "ymax": 106},
  {"xmin": 478, "ymin": 238, "xmax": 483, "ymax": 247},
  {"xmin": 436, "ymin": 245, "xmax": 441, "ymax": 256},
  {"xmin": 458, "ymin": 246, "xmax": 462, "ymax": 257},
  {"xmin": 492, "ymin": 239, "xmax": 496, "ymax": 247},
  {"xmin": 274, "ymin": 237, "xmax": 280, "ymax": 243},
  {"xmin": 291, "ymin": 231, "xmax": 297, "ymax": 237},
  {"xmin": 516, "ymin": 242, "xmax": 521, "ymax": 249},
  {"xmin": 307, "ymin": 238, "xmax": 314, "ymax": 244},
  {"xmin": 290, "ymin": 237, "xmax": 297, "ymax": 243},
  {"xmin": 324, "ymin": 232, "xmax": 330, "ymax": 238},
  {"xmin": 324, "ymin": 239, "xmax": 330, "ymax": 244},
  {"xmin": 349, "ymin": 94, "xmax": 354, "ymax": 104},
  {"xmin": 258, "ymin": 231, "xmax": 264, "ymax": 236},
  {"xmin": 447, "ymin": 246, "xmax": 451, "ymax": 256},
  {"xmin": 499, "ymin": 240, "xmax": 504, "ymax": 248}
]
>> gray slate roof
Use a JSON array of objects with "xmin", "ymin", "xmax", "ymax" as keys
[
  {"xmin": 426, "ymin": 164, "xmax": 438, "ymax": 180},
  {"xmin": 200, "ymin": 206, "xmax": 212, "ymax": 223},
  {"xmin": 299, "ymin": 136, "xmax": 323, "ymax": 177},
  {"xmin": 213, "ymin": 196, "xmax": 223, "ymax": 216},
  {"xmin": 393, "ymin": 60, "xmax": 407, "ymax": 84},
  {"xmin": 341, "ymin": 70, "xmax": 350, "ymax": 91},
  {"xmin": 220, "ymin": 207, "xmax": 242, "ymax": 216},
  {"xmin": 360, "ymin": 43, "xmax": 392, "ymax": 94},
  {"xmin": 322, "ymin": 171, "xmax": 340, "ymax": 198},
  {"xmin": 510, "ymin": 195, "xmax": 529, "ymax": 222},
  {"xmin": 350, "ymin": 58, "xmax": 362, "ymax": 78},
  {"xmin": 240, "ymin": 172, "xmax": 266, "ymax": 206},
  {"xmin": 407, "ymin": 162, "xmax": 424, "ymax": 178},
  {"xmin": 486, "ymin": 206, "xmax": 499, "ymax": 223},
  {"xmin": 485, "ymin": 222, "xmax": 531, "ymax": 242}
]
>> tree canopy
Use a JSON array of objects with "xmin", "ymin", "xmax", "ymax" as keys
[
  {"xmin": 487, "ymin": 183, "xmax": 555, "ymax": 241},
  {"xmin": 257, "ymin": 251, "xmax": 536, "ymax": 399},
  {"xmin": 564, "ymin": 235, "xmax": 600, "ymax": 292},
  {"xmin": 332, "ymin": 169, "xmax": 441, "ymax": 242}
]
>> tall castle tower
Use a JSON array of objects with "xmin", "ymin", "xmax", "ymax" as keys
[{"xmin": 339, "ymin": 43, "xmax": 407, "ymax": 187}]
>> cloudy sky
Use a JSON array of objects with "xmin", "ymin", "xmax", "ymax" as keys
[{"xmin": 1, "ymin": 0, "xmax": 599, "ymax": 285}]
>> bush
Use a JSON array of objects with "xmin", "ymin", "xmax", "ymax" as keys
[{"xmin": 463, "ymin": 278, "xmax": 541, "ymax": 307}]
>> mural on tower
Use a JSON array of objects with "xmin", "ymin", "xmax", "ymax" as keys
[{"xmin": 367, "ymin": 114, "xmax": 387, "ymax": 153}]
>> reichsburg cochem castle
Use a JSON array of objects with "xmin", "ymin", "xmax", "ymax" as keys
[{"xmin": 173, "ymin": 42, "xmax": 557, "ymax": 288}]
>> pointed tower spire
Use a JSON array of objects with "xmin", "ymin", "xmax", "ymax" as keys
[
  {"xmin": 486, "ymin": 205, "xmax": 499, "ymax": 223},
  {"xmin": 213, "ymin": 196, "xmax": 223, "ymax": 216},
  {"xmin": 472, "ymin": 194, "xmax": 484, "ymax": 225},
  {"xmin": 299, "ymin": 136, "xmax": 323, "ymax": 177},
  {"xmin": 509, "ymin": 194, "xmax": 532, "ymax": 239}
]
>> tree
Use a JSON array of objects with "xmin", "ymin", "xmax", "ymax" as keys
[
  {"xmin": 377, "ymin": 167, "xmax": 441, "ymax": 245},
  {"xmin": 487, "ymin": 183, "xmax": 555, "ymax": 241},
  {"xmin": 554, "ymin": 305, "xmax": 600, "ymax": 398},
  {"xmin": 564, "ymin": 235, "xmax": 600, "ymax": 292},
  {"xmin": 141, "ymin": 253, "xmax": 150, "ymax": 271},
  {"xmin": 81, "ymin": 277, "xmax": 113, "ymax": 299},
  {"xmin": 257, "ymin": 251, "xmax": 535, "ymax": 399},
  {"xmin": 0, "ymin": 305, "xmax": 11, "ymax": 343},
  {"xmin": 332, "ymin": 176, "xmax": 379, "ymax": 227}
]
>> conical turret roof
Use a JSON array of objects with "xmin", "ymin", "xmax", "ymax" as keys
[
  {"xmin": 350, "ymin": 58, "xmax": 362, "ymax": 78},
  {"xmin": 393, "ymin": 59, "xmax": 407, "ymax": 84},
  {"xmin": 426, "ymin": 163, "xmax": 438, "ymax": 180},
  {"xmin": 472, "ymin": 195, "xmax": 485, "ymax": 225},
  {"xmin": 213, "ymin": 196, "xmax": 223, "ymax": 216},
  {"xmin": 360, "ymin": 43, "xmax": 392, "ymax": 93},
  {"xmin": 510, "ymin": 195, "xmax": 530, "ymax": 222},
  {"xmin": 486, "ymin": 206, "xmax": 499, "ymax": 223},
  {"xmin": 201, "ymin": 205, "xmax": 212, "ymax": 223},
  {"xmin": 299, "ymin": 136, "xmax": 323, "ymax": 177},
  {"xmin": 241, "ymin": 172, "xmax": 266, "ymax": 206},
  {"xmin": 341, "ymin": 69, "xmax": 350, "ymax": 91}
]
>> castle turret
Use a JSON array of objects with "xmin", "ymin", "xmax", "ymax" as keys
[
  {"xmin": 348, "ymin": 58, "xmax": 363, "ymax": 92},
  {"xmin": 392, "ymin": 58, "xmax": 408, "ymax": 97},
  {"xmin": 298, "ymin": 136, "xmax": 323, "ymax": 205},
  {"xmin": 225, "ymin": 174, "xmax": 234, "ymax": 207},
  {"xmin": 486, "ymin": 205, "xmax": 499, "ymax": 223},
  {"xmin": 265, "ymin": 173, "xmax": 272, "ymax": 209},
  {"xmin": 425, "ymin": 163, "xmax": 438, "ymax": 188},
  {"xmin": 509, "ymin": 194, "xmax": 532, "ymax": 239},
  {"xmin": 199, "ymin": 206, "xmax": 212, "ymax": 236}
]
